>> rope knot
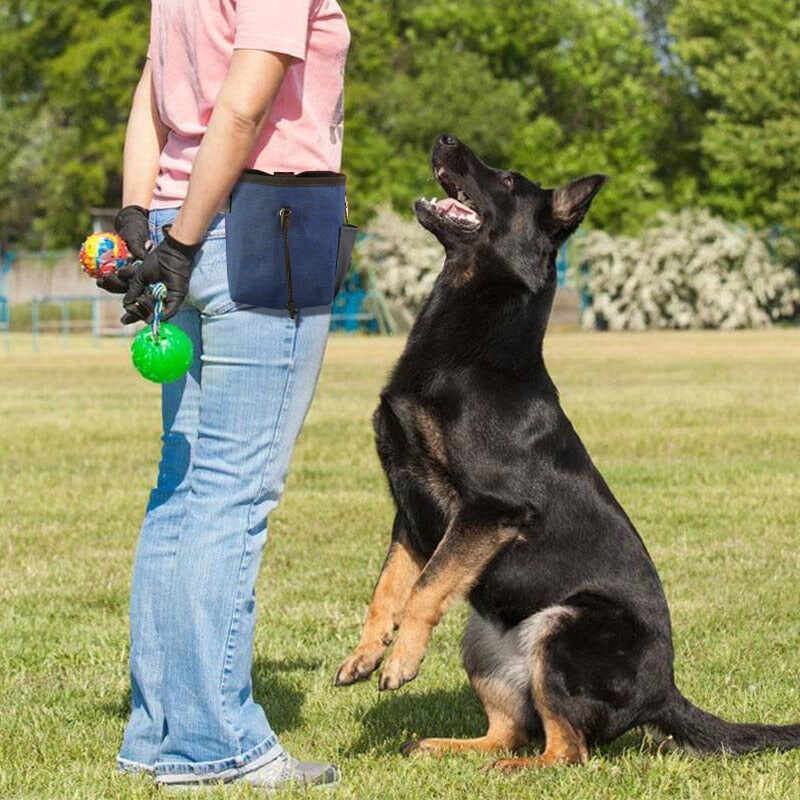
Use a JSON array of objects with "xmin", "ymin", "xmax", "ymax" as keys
[{"xmin": 150, "ymin": 281, "xmax": 168, "ymax": 341}]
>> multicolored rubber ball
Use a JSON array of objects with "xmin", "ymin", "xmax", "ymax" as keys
[{"xmin": 79, "ymin": 232, "xmax": 130, "ymax": 278}]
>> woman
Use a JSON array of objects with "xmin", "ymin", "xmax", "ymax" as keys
[{"xmin": 100, "ymin": 0, "xmax": 350, "ymax": 790}]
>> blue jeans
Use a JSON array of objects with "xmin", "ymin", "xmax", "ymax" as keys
[{"xmin": 118, "ymin": 208, "xmax": 331, "ymax": 781}]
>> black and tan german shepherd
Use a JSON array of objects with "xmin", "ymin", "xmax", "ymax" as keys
[{"xmin": 334, "ymin": 135, "xmax": 800, "ymax": 769}]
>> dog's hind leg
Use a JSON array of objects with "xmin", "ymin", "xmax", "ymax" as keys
[
  {"xmin": 403, "ymin": 612, "xmax": 537, "ymax": 757},
  {"xmin": 335, "ymin": 513, "xmax": 426, "ymax": 686},
  {"xmin": 492, "ymin": 714, "xmax": 587, "ymax": 771},
  {"xmin": 402, "ymin": 681, "xmax": 528, "ymax": 757},
  {"xmin": 490, "ymin": 600, "xmax": 655, "ymax": 771},
  {"xmin": 491, "ymin": 606, "xmax": 589, "ymax": 770}
]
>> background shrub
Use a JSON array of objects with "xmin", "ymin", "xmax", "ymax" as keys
[
  {"xmin": 358, "ymin": 206, "xmax": 443, "ymax": 325},
  {"xmin": 576, "ymin": 210, "xmax": 800, "ymax": 330}
]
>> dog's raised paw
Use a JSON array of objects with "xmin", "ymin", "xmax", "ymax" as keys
[
  {"xmin": 333, "ymin": 648, "xmax": 384, "ymax": 686},
  {"xmin": 378, "ymin": 658, "xmax": 418, "ymax": 691}
]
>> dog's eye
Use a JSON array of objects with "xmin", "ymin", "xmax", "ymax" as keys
[{"xmin": 502, "ymin": 174, "xmax": 514, "ymax": 190}]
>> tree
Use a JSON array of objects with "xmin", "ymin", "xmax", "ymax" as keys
[
  {"xmin": 626, "ymin": 0, "xmax": 678, "ymax": 59},
  {"xmin": 670, "ymin": 0, "xmax": 800, "ymax": 230},
  {"xmin": 0, "ymin": 0, "xmax": 715, "ymax": 247},
  {"xmin": 0, "ymin": 1, "xmax": 147, "ymax": 248},
  {"xmin": 342, "ymin": 0, "xmax": 674, "ymax": 233}
]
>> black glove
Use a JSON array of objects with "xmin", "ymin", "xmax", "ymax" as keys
[
  {"xmin": 119, "ymin": 225, "xmax": 201, "ymax": 324},
  {"xmin": 115, "ymin": 205, "xmax": 152, "ymax": 260},
  {"xmin": 95, "ymin": 205, "xmax": 152, "ymax": 294}
]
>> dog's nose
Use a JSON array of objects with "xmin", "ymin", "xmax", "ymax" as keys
[{"xmin": 439, "ymin": 134, "xmax": 458, "ymax": 147}]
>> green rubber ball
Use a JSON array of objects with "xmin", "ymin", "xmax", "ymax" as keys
[{"xmin": 130, "ymin": 322, "xmax": 194, "ymax": 383}]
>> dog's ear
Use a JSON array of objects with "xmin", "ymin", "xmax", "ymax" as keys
[{"xmin": 547, "ymin": 174, "xmax": 607, "ymax": 238}]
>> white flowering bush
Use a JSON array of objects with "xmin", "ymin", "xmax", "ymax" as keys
[
  {"xmin": 358, "ymin": 206, "xmax": 444, "ymax": 323},
  {"xmin": 575, "ymin": 210, "xmax": 800, "ymax": 330}
]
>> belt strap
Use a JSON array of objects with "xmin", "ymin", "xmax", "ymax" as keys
[{"xmin": 278, "ymin": 207, "xmax": 297, "ymax": 320}]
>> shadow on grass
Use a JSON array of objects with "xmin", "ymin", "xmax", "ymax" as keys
[
  {"xmin": 256, "ymin": 656, "xmax": 323, "ymax": 672},
  {"xmin": 99, "ymin": 691, "xmax": 130, "ymax": 720},
  {"xmin": 99, "ymin": 657, "xmax": 316, "ymax": 737},
  {"xmin": 343, "ymin": 683, "xmax": 651, "ymax": 762},
  {"xmin": 595, "ymin": 728, "xmax": 651, "ymax": 760},
  {"xmin": 344, "ymin": 684, "xmax": 487, "ymax": 756},
  {"xmin": 253, "ymin": 657, "xmax": 320, "ymax": 735}
]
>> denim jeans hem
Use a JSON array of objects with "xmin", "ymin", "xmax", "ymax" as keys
[
  {"xmin": 117, "ymin": 756, "xmax": 156, "ymax": 774},
  {"xmin": 154, "ymin": 735, "xmax": 281, "ymax": 779}
]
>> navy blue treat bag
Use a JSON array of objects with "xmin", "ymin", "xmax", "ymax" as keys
[{"xmin": 226, "ymin": 171, "xmax": 356, "ymax": 315}]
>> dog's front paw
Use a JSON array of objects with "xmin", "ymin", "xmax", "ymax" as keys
[
  {"xmin": 378, "ymin": 654, "xmax": 420, "ymax": 691},
  {"xmin": 334, "ymin": 646, "xmax": 384, "ymax": 686}
]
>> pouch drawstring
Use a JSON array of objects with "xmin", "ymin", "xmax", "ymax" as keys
[{"xmin": 278, "ymin": 206, "xmax": 297, "ymax": 319}]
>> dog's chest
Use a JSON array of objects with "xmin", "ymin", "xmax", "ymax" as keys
[{"xmin": 374, "ymin": 395, "xmax": 459, "ymax": 554}]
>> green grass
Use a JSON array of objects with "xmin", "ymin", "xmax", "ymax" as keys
[{"xmin": 2, "ymin": 330, "xmax": 800, "ymax": 799}]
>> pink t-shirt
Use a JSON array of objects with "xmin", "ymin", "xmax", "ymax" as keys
[{"xmin": 148, "ymin": 0, "xmax": 350, "ymax": 208}]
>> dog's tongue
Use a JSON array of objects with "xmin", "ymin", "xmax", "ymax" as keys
[{"xmin": 435, "ymin": 197, "xmax": 480, "ymax": 224}]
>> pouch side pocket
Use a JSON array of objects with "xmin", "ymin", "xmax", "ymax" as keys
[{"xmin": 334, "ymin": 224, "xmax": 359, "ymax": 297}]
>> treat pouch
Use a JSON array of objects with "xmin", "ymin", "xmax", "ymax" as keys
[{"xmin": 226, "ymin": 171, "xmax": 356, "ymax": 314}]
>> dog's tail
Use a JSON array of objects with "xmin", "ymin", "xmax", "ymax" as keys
[{"xmin": 655, "ymin": 687, "xmax": 800, "ymax": 755}]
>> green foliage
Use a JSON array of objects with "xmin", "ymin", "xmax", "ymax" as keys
[
  {"xmin": 670, "ymin": 0, "xmax": 800, "ymax": 230},
  {"xmin": 2, "ymin": 0, "xmax": 800, "ymax": 248},
  {"xmin": 342, "ymin": 0, "xmax": 671, "ymax": 232},
  {"xmin": 0, "ymin": 0, "xmax": 147, "ymax": 248}
]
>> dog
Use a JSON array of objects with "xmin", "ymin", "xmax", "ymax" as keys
[{"xmin": 334, "ymin": 134, "xmax": 800, "ymax": 769}]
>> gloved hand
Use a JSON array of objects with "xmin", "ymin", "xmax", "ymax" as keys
[
  {"xmin": 118, "ymin": 225, "xmax": 201, "ymax": 324},
  {"xmin": 96, "ymin": 205, "xmax": 153, "ymax": 294},
  {"xmin": 115, "ymin": 205, "xmax": 152, "ymax": 260}
]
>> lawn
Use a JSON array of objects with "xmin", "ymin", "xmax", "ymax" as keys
[{"xmin": 1, "ymin": 330, "xmax": 799, "ymax": 800}]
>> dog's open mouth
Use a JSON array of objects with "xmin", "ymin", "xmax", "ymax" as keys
[{"xmin": 417, "ymin": 167, "xmax": 482, "ymax": 230}]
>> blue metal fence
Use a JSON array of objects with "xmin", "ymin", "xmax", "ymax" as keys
[
  {"xmin": 2, "ymin": 236, "xmax": 580, "ymax": 349},
  {"xmin": 330, "ymin": 272, "xmax": 378, "ymax": 333},
  {"xmin": 0, "ymin": 247, "xmax": 14, "ymax": 352}
]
